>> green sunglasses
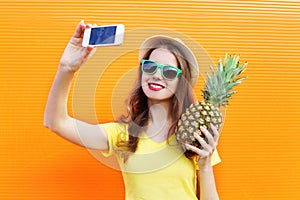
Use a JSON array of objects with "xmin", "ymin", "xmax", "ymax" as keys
[{"xmin": 141, "ymin": 59, "xmax": 182, "ymax": 81}]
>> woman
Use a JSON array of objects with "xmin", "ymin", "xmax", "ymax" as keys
[{"xmin": 44, "ymin": 20, "xmax": 220, "ymax": 200}]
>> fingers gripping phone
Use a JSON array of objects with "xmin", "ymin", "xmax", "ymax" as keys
[{"xmin": 82, "ymin": 24, "xmax": 125, "ymax": 47}]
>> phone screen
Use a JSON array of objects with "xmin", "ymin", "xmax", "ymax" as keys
[{"xmin": 89, "ymin": 26, "xmax": 117, "ymax": 45}]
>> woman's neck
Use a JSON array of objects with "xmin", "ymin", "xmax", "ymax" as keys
[
  {"xmin": 145, "ymin": 100, "xmax": 173, "ymax": 142},
  {"xmin": 148, "ymin": 100, "xmax": 172, "ymax": 125}
]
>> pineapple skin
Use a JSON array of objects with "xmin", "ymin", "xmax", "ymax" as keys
[{"xmin": 176, "ymin": 100, "xmax": 222, "ymax": 158}]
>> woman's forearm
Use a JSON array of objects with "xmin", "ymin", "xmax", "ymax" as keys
[
  {"xmin": 44, "ymin": 66, "xmax": 75, "ymax": 130},
  {"xmin": 198, "ymin": 162, "xmax": 219, "ymax": 200}
]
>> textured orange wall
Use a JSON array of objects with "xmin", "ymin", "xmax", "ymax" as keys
[{"xmin": 0, "ymin": 1, "xmax": 300, "ymax": 199}]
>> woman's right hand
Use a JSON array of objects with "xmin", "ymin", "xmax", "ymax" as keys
[{"xmin": 59, "ymin": 20, "xmax": 96, "ymax": 73}]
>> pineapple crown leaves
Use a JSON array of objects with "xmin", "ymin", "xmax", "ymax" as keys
[{"xmin": 202, "ymin": 53, "xmax": 247, "ymax": 107}]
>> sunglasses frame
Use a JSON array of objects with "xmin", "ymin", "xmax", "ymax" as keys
[{"xmin": 141, "ymin": 59, "xmax": 182, "ymax": 81}]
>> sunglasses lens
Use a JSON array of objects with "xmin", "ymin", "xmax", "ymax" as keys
[
  {"xmin": 142, "ymin": 60, "xmax": 157, "ymax": 74},
  {"xmin": 163, "ymin": 66, "xmax": 178, "ymax": 80}
]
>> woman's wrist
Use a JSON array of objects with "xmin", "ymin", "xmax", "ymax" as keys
[
  {"xmin": 198, "ymin": 155, "xmax": 212, "ymax": 171},
  {"xmin": 58, "ymin": 63, "xmax": 77, "ymax": 74}
]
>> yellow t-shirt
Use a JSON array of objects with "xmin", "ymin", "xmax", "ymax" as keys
[{"xmin": 100, "ymin": 122, "xmax": 221, "ymax": 200}]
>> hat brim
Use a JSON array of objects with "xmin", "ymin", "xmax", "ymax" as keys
[{"xmin": 138, "ymin": 35, "xmax": 199, "ymax": 87}]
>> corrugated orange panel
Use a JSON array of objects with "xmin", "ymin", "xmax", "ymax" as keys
[{"xmin": 0, "ymin": 1, "xmax": 299, "ymax": 199}]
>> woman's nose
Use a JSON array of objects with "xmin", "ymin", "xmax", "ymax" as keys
[{"xmin": 152, "ymin": 68, "xmax": 163, "ymax": 80}]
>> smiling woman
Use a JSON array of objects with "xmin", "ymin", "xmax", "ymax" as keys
[
  {"xmin": 44, "ymin": 21, "xmax": 221, "ymax": 200},
  {"xmin": 1, "ymin": 1, "xmax": 300, "ymax": 200}
]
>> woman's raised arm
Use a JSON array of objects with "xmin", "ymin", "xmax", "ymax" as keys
[{"xmin": 44, "ymin": 20, "xmax": 109, "ymax": 150}]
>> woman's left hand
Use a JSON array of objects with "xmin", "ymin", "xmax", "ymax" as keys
[{"xmin": 185, "ymin": 124, "xmax": 220, "ymax": 168}]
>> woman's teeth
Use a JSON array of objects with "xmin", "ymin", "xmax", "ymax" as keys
[
  {"xmin": 148, "ymin": 83, "xmax": 165, "ymax": 91},
  {"xmin": 150, "ymin": 84, "xmax": 163, "ymax": 89}
]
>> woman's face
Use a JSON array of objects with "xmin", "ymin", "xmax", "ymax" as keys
[{"xmin": 141, "ymin": 48, "xmax": 180, "ymax": 103}]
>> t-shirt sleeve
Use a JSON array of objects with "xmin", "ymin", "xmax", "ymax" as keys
[
  {"xmin": 211, "ymin": 149, "xmax": 221, "ymax": 166},
  {"xmin": 100, "ymin": 122, "xmax": 128, "ymax": 157}
]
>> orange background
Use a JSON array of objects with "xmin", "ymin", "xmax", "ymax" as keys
[{"xmin": 1, "ymin": 0, "xmax": 300, "ymax": 199}]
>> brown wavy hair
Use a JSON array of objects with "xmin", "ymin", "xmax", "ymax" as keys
[{"xmin": 117, "ymin": 40, "xmax": 195, "ymax": 162}]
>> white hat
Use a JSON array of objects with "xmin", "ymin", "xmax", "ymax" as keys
[{"xmin": 138, "ymin": 35, "xmax": 199, "ymax": 87}]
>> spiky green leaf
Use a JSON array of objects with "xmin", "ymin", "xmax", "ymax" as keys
[{"xmin": 202, "ymin": 53, "xmax": 247, "ymax": 107}]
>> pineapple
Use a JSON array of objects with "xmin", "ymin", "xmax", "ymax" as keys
[{"xmin": 176, "ymin": 54, "xmax": 247, "ymax": 158}]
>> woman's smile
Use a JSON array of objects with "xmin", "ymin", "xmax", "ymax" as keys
[{"xmin": 148, "ymin": 82, "xmax": 166, "ymax": 91}]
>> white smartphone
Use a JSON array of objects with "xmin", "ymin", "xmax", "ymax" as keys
[{"xmin": 82, "ymin": 24, "xmax": 125, "ymax": 47}]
